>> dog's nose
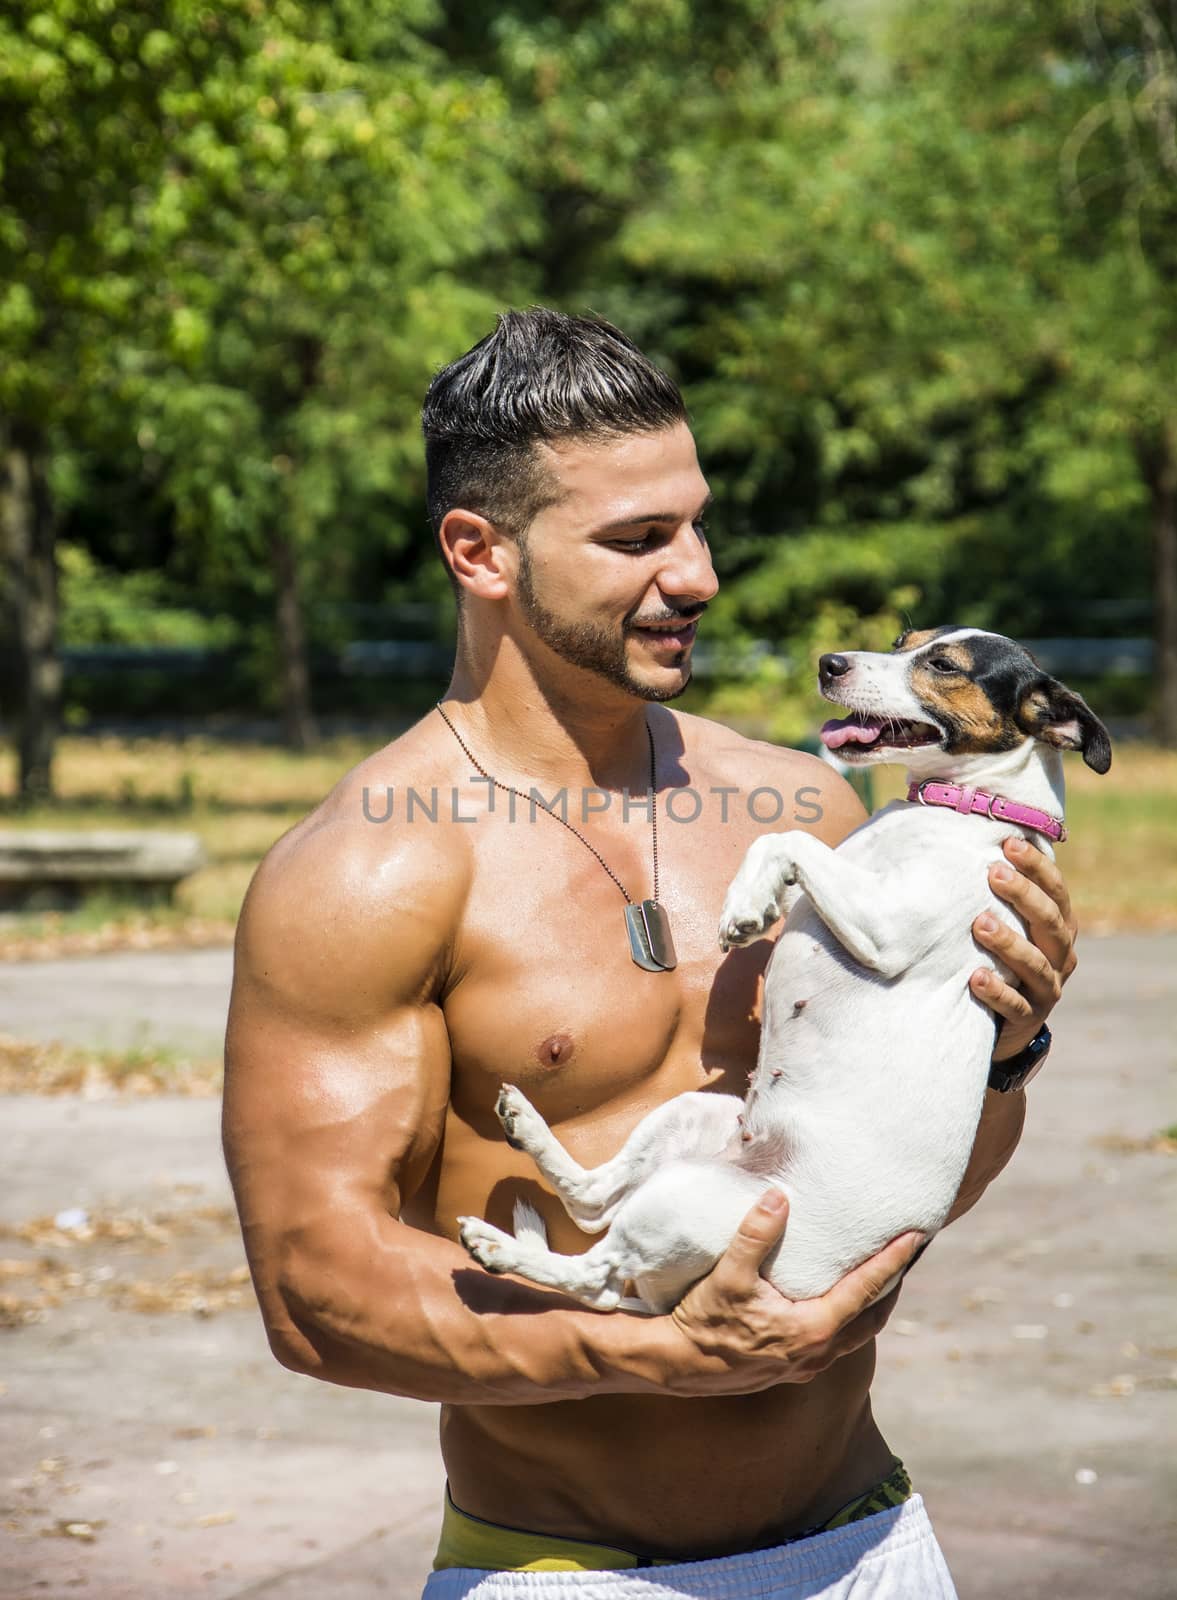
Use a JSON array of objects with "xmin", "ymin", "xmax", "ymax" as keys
[{"xmin": 819, "ymin": 653, "xmax": 852, "ymax": 681}]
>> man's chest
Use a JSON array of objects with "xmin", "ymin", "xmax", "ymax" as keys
[{"xmin": 440, "ymin": 801, "xmax": 771, "ymax": 1138}]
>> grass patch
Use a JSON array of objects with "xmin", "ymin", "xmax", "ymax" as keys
[
  {"xmin": 1, "ymin": 729, "xmax": 1174, "ymax": 953},
  {"xmin": 0, "ymin": 732, "xmax": 380, "ymax": 954}
]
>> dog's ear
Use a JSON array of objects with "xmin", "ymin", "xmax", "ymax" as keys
[{"xmin": 1017, "ymin": 677, "xmax": 1112, "ymax": 773}]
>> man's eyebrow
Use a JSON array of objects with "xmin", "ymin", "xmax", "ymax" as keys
[{"xmin": 591, "ymin": 492, "xmax": 714, "ymax": 536}]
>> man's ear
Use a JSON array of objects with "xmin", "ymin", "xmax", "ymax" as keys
[
  {"xmin": 1017, "ymin": 677, "xmax": 1113, "ymax": 773},
  {"xmin": 439, "ymin": 508, "xmax": 512, "ymax": 601}
]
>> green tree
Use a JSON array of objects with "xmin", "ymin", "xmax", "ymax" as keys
[
  {"xmin": 130, "ymin": 4, "xmax": 518, "ymax": 746},
  {"xmin": 0, "ymin": 1, "xmax": 176, "ymax": 798},
  {"xmin": 621, "ymin": 1, "xmax": 1173, "ymax": 737},
  {"xmin": 868, "ymin": 0, "xmax": 1177, "ymax": 738},
  {"xmin": 0, "ymin": 1, "xmax": 519, "ymax": 791},
  {"xmin": 433, "ymin": 2, "xmax": 838, "ymax": 297}
]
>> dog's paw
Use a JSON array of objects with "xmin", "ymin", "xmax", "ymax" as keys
[
  {"xmin": 583, "ymin": 1284, "xmax": 623, "ymax": 1311},
  {"xmin": 718, "ymin": 895, "xmax": 781, "ymax": 950},
  {"xmin": 496, "ymin": 1084, "xmax": 547, "ymax": 1152},
  {"xmin": 718, "ymin": 840, "xmax": 796, "ymax": 949},
  {"xmin": 457, "ymin": 1216, "xmax": 515, "ymax": 1274}
]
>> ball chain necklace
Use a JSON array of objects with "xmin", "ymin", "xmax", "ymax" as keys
[{"xmin": 435, "ymin": 702, "xmax": 677, "ymax": 973}]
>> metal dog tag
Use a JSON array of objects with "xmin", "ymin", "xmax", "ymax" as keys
[{"xmin": 625, "ymin": 899, "xmax": 677, "ymax": 972}]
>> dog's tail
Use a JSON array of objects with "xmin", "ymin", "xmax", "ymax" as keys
[{"xmin": 511, "ymin": 1198, "xmax": 549, "ymax": 1244}]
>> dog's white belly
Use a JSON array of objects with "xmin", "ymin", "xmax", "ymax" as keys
[{"xmin": 745, "ymin": 893, "xmax": 1002, "ymax": 1300}]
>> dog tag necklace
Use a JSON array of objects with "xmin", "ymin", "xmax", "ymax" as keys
[{"xmin": 435, "ymin": 703, "xmax": 677, "ymax": 973}]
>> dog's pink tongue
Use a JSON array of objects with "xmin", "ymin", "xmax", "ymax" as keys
[{"xmin": 820, "ymin": 716, "xmax": 882, "ymax": 751}]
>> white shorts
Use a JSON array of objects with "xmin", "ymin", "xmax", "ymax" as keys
[{"xmin": 421, "ymin": 1495, "xmax": 958, "ymax": 1600}]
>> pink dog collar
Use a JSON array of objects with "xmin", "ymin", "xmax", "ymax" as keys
[{"xmin": 907, "ymin": 780, "xmax": 1067, "ymax": 843}]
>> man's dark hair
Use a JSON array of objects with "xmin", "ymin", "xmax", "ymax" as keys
[{"xmin": 422, "ymin": 307, "xmax": 688, "ymax": 547}]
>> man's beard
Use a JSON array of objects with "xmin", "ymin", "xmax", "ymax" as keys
[{"xmin": 515, "ymin": 542, "xmax": 696, "ymax": 702}]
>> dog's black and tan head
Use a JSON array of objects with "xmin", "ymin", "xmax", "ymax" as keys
[{"xmin": 818, "ymin": 627, "xmax": 1112, "ymax": 774}]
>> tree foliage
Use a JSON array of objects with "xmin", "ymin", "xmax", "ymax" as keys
[
  {"xmin": 622, "ymin": 0, "xmax": 1173, "ymax": 732},
  {"xmin": 3, "ymin": 0, "xmax": 1173, "ymax": 793}
]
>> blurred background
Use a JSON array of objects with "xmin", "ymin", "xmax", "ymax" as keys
[
  {"xmin": 1, "ymin": 0, "xmax": 1175, "ymax": 951},
  {"xmin": 0, "ymin": 9, "xmax": 1175, "ymax": 1598}
]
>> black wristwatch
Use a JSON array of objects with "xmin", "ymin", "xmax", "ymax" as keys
[{"xmin": 988, "ymin": 1023, "xmax": 1052, "ymax": 1093}]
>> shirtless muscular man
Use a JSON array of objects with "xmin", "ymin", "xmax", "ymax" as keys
[{"xmin": 223, "ymin": 309, "xmax": 1077, "ymax": 1599}]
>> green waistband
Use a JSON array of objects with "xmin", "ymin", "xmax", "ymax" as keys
[{"xmin": 433, "ymin": 1461, "xmax": 913, "ymax": 1573}]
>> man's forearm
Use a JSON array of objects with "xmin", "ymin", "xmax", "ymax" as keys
[
  {"xmin": 264, "ymin": 1210, "xmax": 688, "ymax": 1405},
  {"xmin": 253, "ymin": 1191, "xmax": 927, "ymax": 1406},
  {"xmin": 944, "ymin": 1087, "xmax": 1027, "ymax": 1225}
]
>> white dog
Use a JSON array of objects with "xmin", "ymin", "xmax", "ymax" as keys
[{"xmin": 459, "ymin": 628, "xmax": 1111, "ymax": 1312}]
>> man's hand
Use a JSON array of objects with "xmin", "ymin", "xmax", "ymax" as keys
[
  {"xmin": 663, "ymin": 1189, "xmax": 924, "ymax": 1396},
  {"xmin": 971, "ymin": 836, "xmax": 1078, "ymax": 1061}
]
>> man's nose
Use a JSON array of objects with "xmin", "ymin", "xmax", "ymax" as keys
[
  {"xmin": 657, "ymin": 523, "xmax": 719, "ymax": 603},
  {"xmin": 819, "ymin": 653, "xmax": 853, "ymax": 684}
]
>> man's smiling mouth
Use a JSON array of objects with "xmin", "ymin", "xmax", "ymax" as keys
[
  {"xmin": 628, "ymin": 608, "xmax": 705, "ymax": 648},
  {"xmin": 630, "ymin": 620, "xmax": 699, "ymax": 649}
]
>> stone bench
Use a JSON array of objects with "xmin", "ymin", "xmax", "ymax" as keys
[{"xmin": 0, "ymin": 830, "xmax": 208, "ymax": 911}]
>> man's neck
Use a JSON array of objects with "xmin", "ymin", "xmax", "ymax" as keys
[{"xmin": 443, "ymin": 650, "xmax": 658, "ymax": 794}]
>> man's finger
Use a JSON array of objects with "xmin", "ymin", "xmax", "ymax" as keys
[
  {"xmin": 988, "ymin": 864, "xmax": 1072, "ymax": 972},
  {"xmin": 813, "ymin": 1230, "xmax": 925, "ymax": 1334},
  {"xmin": 970, "ymin": 968, "xmax": 1036, "ymax": 1025},
  {"xmin": 988, "ymin": 864, "xmax": 1068, "ymax": 938},
  {"xmin": 714, "ymin": 1188, "xmax": 790, "ymax": 1285},
  {"xmin": 972, "ymin": 922, "xmax": 1056, "ymax": 1001},
  {"xmin": 1002, "ymin": 837, "xmax": 1075, "ymax": 932}
]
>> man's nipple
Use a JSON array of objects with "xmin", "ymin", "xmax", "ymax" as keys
[{"xmin": 535, "ymin": 1032, "xmax": 575, "ymax": 1070}]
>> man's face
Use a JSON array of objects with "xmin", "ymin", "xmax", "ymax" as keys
[{"xmin": 509, "ymin": 423, "xmax": 718, "ymax": 702}]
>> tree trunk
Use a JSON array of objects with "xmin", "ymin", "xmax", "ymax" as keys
[
  {"xmin": 269, "ymin": 527, "xmax": 317, "ymax": 750},
  {"xmin": 0, "ymin": 422, "xmax": 60, "ymax": 802},
  {"xmin": 1138, "ymin": 424, "xmax": 1177, "ymax": 748}
]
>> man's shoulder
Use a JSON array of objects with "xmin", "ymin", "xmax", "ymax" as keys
[
  {"xmin": 667, "ymin": 705, "xmax": 828, "ymax": 790},
  {"xmin": 668, "ymin": 708, "xmax": 869, "ymax": 844},
  {"xmin": 244, "ymin": 716, "xmax": 473, "ymax": 956}
]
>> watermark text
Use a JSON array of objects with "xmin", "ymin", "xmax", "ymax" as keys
[{"xmin": 360, "ymin": 783, "xmax": 825, "ymax": 827}]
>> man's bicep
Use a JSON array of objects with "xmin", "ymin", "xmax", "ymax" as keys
[
  {"xmin": 223, "ymin": 834, "xmax": 459, "ymax": 1243},
  {"xmin": 224, "ymin": 980, "xmax": 452, "ymax": 1224}
]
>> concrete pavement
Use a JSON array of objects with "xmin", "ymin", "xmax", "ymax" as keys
[
  {"xmin": 0, "ymin": 947, "xmax": 234, "ymax": 1057},
  {"xmin": 0, "ymin": 935, "xmax": 1174, "ymax": 1598}
]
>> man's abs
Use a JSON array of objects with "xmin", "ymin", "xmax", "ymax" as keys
[{"xmin": 438, "ymin": 1348, "xmax": 893, "ymax": 1561}]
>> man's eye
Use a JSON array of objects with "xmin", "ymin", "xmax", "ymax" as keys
[
  {"xmin": 609, "ymin": 534, "xmax": 658, "ymax": 551},
  {"xmin": 692, "ymin": 518, "xmax": 709, "ymax": 539}
]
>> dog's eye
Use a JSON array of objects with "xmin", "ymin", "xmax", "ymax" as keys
[{"xmin": 928, "ymin": 656, "xmax": 959, "ymax": 674}]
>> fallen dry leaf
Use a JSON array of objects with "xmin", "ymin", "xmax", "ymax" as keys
[
  {"xmin": 112, "ymin": 1265, "xmax": 251, "ymax": 1317},
  {"xmin": 0, "ymin": 916, "xmax": 233, "ymax": 963},
  {"xmin": 0, "ymin": 1207, "xmax": 250, "ymax": 1328},
  {"xmin": 1090, "ymin": 1374, "xmax": 1137, "ymax": 1397},
  {"xmin": 41, "ymin": 1518, "xmax": 105, "ymax": 1542},
  {"xmin": 1090, "ymin": 1131, "xmax": 1177, "ymax": 1157},
  {"xmin": 0, "ymin": 1258, "xmax": 43, "ymax": 1280},
  {"xmin": 0, "ymin": 1034, "xmax": 222, "ymax": 1098},
  {"xmin": 0, "ymin": 1206, "xmax": 237, "ymax": 1249}
]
